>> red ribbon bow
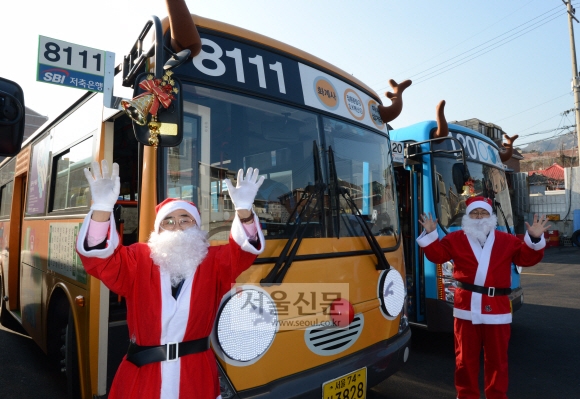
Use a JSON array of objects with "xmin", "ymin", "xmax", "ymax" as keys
[{"xmin": 137, "ymin": 78, "xmax": 175, "ymax": 117}]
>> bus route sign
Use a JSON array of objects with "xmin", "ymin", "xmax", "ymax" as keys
[{"xmin": 37, "ymin": 35, "xmax": 108, "ymax": 93}]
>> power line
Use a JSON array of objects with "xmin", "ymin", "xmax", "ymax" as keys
[
  {"xmin": 493, "ymin": 92, "xmax": 571, "ymax": 123},
  {"xmin": 373, "ymin": 0, "xmax": 539, "ymax": 89},
  {"xmin": 518, "ymin": 129, "xmax": 576, "ymax": 147},
  {"xmin": 519, "ymin": 124, "xmax": 576, "ymax": 138},
  {"xmin": 374, "ymin": 3, "xmax": 568, "ymax": 92},
  {"xmin": 409, "ymin": 11, "xmax": 564, "ymax": 85}
]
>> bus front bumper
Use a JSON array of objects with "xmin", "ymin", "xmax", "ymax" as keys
[{"xmin": 220, "ymin": 327, "xmax": 411, "ymax": 399}]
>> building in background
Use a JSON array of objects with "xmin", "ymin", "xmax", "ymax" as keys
[
  {"xmin": 520, "ymin": 147, "xmax": 578, "ymax": 172},
  {"xmin": 527, "ymin": 163, "xmax": 565, "ymax": 193}
]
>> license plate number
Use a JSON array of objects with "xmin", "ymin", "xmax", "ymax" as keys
[{"xmin": 322, "ymin": 367, "xmax": 367, "ymax": 399}]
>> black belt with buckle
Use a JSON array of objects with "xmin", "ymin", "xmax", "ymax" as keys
[
  {"xmin": 126, "ymin": 336, "xmax": 210, "ymax": 367},
  {"xmin": 456, "ymin": 281, "xmax": 512, "ymax": 297}
]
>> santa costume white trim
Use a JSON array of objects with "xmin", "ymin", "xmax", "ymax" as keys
[
  {"xmin": 76, "ymin": 200, "xmax": 263, "ymax": 399},
  {"xmin": 417, "ymin": 197, "xmax": 545, "ymax": 399}
]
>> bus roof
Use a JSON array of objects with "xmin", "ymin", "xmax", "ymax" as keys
[
  {"xmin": 161, "ymin": 15, "xmax": 381, "ymax": 102},
  {"xmin": 391, "ymin": 120, "xmax": 499, "ymax": 147}
]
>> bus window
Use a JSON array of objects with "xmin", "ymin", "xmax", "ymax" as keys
[
  {"xmin": 433, "ymin": 156, "xmax": 514, "ymax": 230},
  {"xmin": 51, "ymin": 95, "xmax": 102, "ymax": 155},
  {"xmin": 323, "ymin": 117, "xmax": 398, "ymax": 239},
  {"xmin": 52, "ymin": 137, "xmax": 93, "ymax": 211},
  {"xmin": 162, "ymin": 84, "xmax": 322, "ymax": 240},
  {"xmin": 26, "ymin": 135, "xmax": 52, "ymax": 216},
  {"xmin": 0, "ymin": 159, "xmax": 16, "ymax": 217},
  {"xmin": 0, "ymin": 182, "xmax": 14, "ymax": 217}
]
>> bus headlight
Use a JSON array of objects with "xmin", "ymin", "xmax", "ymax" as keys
[
  {"xmin": 377, "ymin": 268, "xmax": 405, "ymax": 319},
  {"xmin": 215, "ymin": 288, "xmax": 278, "ymax": 364},
  {"xmin": 437, "ymin": 261, "xmax": 456, "ymax": 303}
]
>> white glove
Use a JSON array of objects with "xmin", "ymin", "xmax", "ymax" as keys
[
  {"xmin": 225, "ymin": 167, "xmax": 265, "ymax": 210},
  {"xmin": 84, "ymin": 160, "xmax": 120, "ymax": 212}
]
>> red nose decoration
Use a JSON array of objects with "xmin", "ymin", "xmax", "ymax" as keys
[{"xmin": 330, "ymin": 298, "xmax": 354, "ymax": 327}]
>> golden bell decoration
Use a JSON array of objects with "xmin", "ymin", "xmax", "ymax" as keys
[
  {"xmin": 121, "ymin": 94, "xmax": 155, "ymax": 126},
  {"xmin": 121, "ymin": 71, "xmax": 179, "ymax": 148},
  {"xmin": 148, "ymin": 116, "xmax": 161, "ymax": 147}
]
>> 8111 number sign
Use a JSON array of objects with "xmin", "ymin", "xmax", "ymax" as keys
[{"xmin": 37, "ymin": 35, "xmax": 107, "ymax": 93}]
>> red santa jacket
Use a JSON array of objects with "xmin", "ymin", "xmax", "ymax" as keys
[
  {"xmin": 417, "ymin": 229, "xmax": 545, "ymax": 324},
  {"xmin": 76, "ymin": 212, "xmax": 264, "ymax": 399}
]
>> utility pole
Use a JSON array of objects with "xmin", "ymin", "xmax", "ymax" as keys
[{"xmin": 564, "ymin": 0, "xmax": 580, "ymax": 166}]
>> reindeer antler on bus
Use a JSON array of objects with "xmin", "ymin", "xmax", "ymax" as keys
[
  {"xmin": 499, "ymin": 133, "xmax": 518, "ymax": 162},
  {"xmin": 428, "ymin": 99, "xmax": 517, "ymax": 161},
  {"xmin": 165, "ymin": 0, "xmax": 202, "ymax": 57},
  {"xmin": 431, "ymin": 100, "xmax": 449, "ymax": 140},
  {"xmin": 378, "ymin": 79, "xmax": 412, "ymax": 123}
]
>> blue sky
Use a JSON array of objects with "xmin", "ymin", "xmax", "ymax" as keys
[{"xmin": 3, "ymin": 0, "xmax": 579, "ymax": 150}]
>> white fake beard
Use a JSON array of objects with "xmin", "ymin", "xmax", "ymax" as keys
[
  {"xmin": 461, "ymin": 214, "xmax": 498, "ymax": 246},
  {"xmin": 148, "ymin": 226, "xmax": 209, "ymax": 287}
]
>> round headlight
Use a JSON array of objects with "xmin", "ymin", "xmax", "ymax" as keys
[
  {"xmin": 377, "ymin": 268, "xmax": 405, "ymax": 319},
  {"xmin": 216, "ymin": 288, "xmax": 278, "ymax": 363}
]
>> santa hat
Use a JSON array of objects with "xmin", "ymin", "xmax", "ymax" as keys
[
  {"xmin": 465, "ymin": 196, "xmax": 493, "ymax": 215},
  {"xmin": 154, "ymin": 198, "xmax": 201, "ymax": 233}
]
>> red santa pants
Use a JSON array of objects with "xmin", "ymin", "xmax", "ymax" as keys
[{"xmin": 454, "ymin": 318, "xmax": 510, "ymax": 399}]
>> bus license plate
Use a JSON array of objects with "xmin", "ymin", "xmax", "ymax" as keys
[{"xmin": 322, "ymin": 367, "xmax": 367, "ymax": 399}]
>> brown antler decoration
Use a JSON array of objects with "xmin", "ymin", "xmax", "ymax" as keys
[
  {"xmin": 431, "ymin": 100, "xmax": 448, "ymax": 139},
  {"xmin": 377, "ymin": 79, "xmax": 412, "ymax": 123},
  {"xmin": 165, "ymin": 0, "xmax": 202, "ymax": 57},
  {"xmin": 499, "ymin": 133, "xmax": 519, "ymax": 162}
]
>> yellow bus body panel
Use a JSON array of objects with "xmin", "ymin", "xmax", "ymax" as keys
[{"xmin": 213, "ymin": 237, "xmax": 405, "ymax": 390}]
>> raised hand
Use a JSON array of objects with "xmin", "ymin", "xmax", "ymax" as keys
[
  {"xmin": 419, "ymin": 213, "xmax": 438, "ymax": 234},
  {"xmin": 525, "ymin": 213, "xmax": 551, "ymax": 239},
  {"xmin": 84, "ymin": 160, "xmax": 120, "ymax": 213},
  {"xmin": 224, "ymin": 167, "xmax": 265, "ymax": 211}
]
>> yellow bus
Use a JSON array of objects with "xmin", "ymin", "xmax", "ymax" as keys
[{"xmin": 0, "ymin": 10, "xmax": 410, "ymax": 399}]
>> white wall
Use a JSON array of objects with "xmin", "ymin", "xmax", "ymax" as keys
[{"xmin": 527, "ymin": 166, "xmax": 580, "ymax": 237}]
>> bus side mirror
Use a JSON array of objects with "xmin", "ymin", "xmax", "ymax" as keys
[
  {"xmin": 0, "ymin": 77, "xmax": 25, "ymax": 157},
  {"xmin": 125, "ymin": 72, "xmax": 184, "ymax": 148},
  {"xmin": 452, "ymin": 163, "xmax": 471, "ymax": 194}
]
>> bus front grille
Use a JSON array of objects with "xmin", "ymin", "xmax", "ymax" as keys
[{"xmin": 304, "ymin": 314, "xmax": 364, "ymax": 356}]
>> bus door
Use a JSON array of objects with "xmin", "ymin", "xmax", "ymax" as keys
[
  {"xmin": 400, "ymin": 138, "xmax": 470, "ymax": 329},
  {"xmin": 4, "ymin": 149, "xmax": 29, "ymax": 322},
  {"xmin": 395, "ymin": 143, "xmax": 426, "ymax": 326},
  {"xmin": 6, "ymin": 175, "xmax": 25, "ymax": 315},
  {"xmin": 395, "ymin": 163, "xmax": 419, "ymax": 324},
  {"xmin": 105, "ymin": 111, "xmax": 141, "ymax": 391}
]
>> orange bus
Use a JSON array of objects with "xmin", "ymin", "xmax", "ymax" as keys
[{"xmin": 0, "ymin": 11, "xmax": 410, "ymax": 399}]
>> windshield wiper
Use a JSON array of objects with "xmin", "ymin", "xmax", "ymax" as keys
[
  {"xmin": 494, "ymin": 199, "xmax": 514, "ymax": 235},
  {"xmin": 328, "ymin": 146, "xmax": 391, "ymax": 271},
  {"xmin": 261, "ymin": 141, "xmax": 326, "ymax": 285},
  {"xmin": 260, "ymin": 183, "xmax": 326, "ymax": 285}
]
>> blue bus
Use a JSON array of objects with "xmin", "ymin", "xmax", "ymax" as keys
[{"xmin": 390, "ymin": 120, "xmax": 521, "ymax": 331}]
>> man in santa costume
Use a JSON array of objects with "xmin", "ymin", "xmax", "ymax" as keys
[
  {"xmin": 76, "ymin": 160, "xmax": 265, "ymax": 399},
  {"xmin": 417, "ymin": 196, "xmax": 550, "ymax": 399}
]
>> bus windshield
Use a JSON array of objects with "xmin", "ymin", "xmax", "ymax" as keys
[
  {"xmin": 162, "ymin": 83, "xmax": 398, "ymax": 241},
  {"xmin": 432, "ymin": 156, "xmax": 514, "ymax": 231}
]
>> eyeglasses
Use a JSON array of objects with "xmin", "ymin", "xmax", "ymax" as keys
[
  {"xmin": 160, "ymin": 217, "xmax": 195, "ymax": 231},
  {"xmin": 469, "ymin": 211, "xmax": 490, "ymax": 218}
]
